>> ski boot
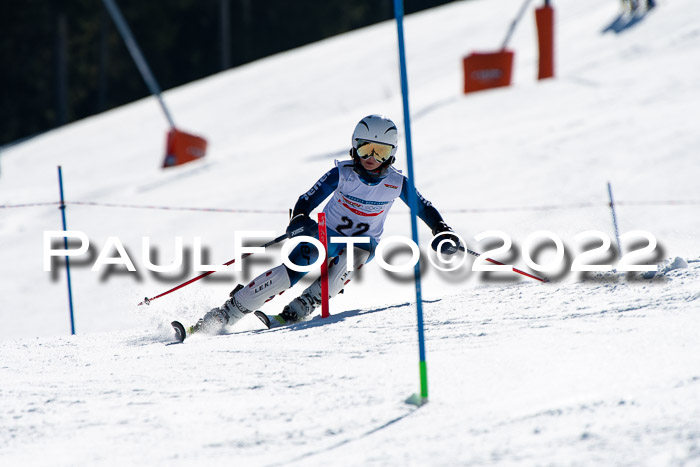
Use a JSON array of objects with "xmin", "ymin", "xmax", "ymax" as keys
[{"xmin": 276, "ymin": 291, "xmax": 322, "ymax": 326}]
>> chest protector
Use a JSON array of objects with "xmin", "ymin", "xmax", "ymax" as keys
[{"xmin": 323, "ymin": 160, "xmax": 404, "ymax": 240}]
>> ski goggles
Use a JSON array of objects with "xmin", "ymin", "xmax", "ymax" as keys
[{"xmin": 356, "ymin": 139, "xmax": 394, "ymax": 163}]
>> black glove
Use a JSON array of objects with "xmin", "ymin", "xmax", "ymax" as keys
[
  {"xmin": 431, "ymin": 221, "xmax": 460, "ymax": 255},
  {"xmin": 286, "ymin": 213, "xmax": 318, "ymax": 238}
]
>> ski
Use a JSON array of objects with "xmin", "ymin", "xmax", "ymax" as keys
[
  {"xmin": 171, "ymin": 320, "xmax": 187, "ymax": 343},
  {"xmin": 170, "ymin": 312, "xmax": 289, "ymax": 343},
  {"xmin": 253, "ymin": 310, "xmax": 289, "ymax": 329}
]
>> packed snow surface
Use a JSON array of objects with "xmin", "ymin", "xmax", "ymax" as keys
[{"xmin": 1, "ymin": 0, "xmax": 699, "ymax": 465}]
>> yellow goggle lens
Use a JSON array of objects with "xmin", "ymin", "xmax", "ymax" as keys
[{"xmin": 356, "ymin": 140, "xmax": 393, "ymax": 163}]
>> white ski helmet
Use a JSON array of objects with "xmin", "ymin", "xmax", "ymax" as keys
[{"xmin": 350, "ymin": 114, "xmax": 398, "ymax": 181}]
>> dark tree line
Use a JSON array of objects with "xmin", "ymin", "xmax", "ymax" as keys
[{"xmin": 1, "ymin": 0, "xmax": 456, "ymax": 146}]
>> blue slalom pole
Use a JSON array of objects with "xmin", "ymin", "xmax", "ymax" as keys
[
  {"xmin": 394, "ymin": 0, "xmax": 428, "ymax": 405},
  {"xmin": 57, "ymin": 166, "xmax": 76, "ymax": 335}
]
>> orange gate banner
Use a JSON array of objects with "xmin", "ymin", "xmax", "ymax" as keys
[
  {"xmin": 462, "ymin": 50, "xmax": 514, "ymax": 94},
  {"xmin": 163, "ymin": 128, "xmax": 207, "ymax": 168}
]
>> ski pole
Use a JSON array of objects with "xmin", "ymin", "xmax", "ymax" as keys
[
  {"xmin": 138, "ymin": 233, "xmax": 288, "ymax": 306},
  {"xmin": 458, "ymin": 246, "xmax": 548, "ymax": 283}
]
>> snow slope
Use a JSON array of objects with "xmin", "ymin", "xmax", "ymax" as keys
[{"xmin": 1, "ymin": 0, "xmax": 700, "ymax": 465}]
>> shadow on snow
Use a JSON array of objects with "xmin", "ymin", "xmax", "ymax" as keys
[{"xmin": 251, "ymin": 299, "xmax": 441, "ymax": 334}]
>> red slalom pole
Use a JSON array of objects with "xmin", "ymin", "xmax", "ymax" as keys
[
  {"xmin": 137, "ymin": 233, "xmax": 288, "ymax": 306},
  {"xmin": 318, "ymin": 213, "xmax": 330, "ymax": 318},
  {"xmin": 460, "ymin": 246, "xmax": 548, "ymax": 283}
]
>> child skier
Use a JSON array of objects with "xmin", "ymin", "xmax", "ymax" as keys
[{"xmin": 181, "ymin": 114, "xmax": 460, "ymax": 338}]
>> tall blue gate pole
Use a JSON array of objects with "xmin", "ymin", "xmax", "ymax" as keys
[
  {"xmin": 57, "ymin": 166, "xmax": 76, "ymax": 335},
  {"xmin": 394, "ymin": 0, "xmax": 428, "ymax": 404}
]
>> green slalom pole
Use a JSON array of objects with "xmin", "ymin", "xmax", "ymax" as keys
[{"xmin": 394, "ymin": 0, "xmax": 428, "ymax": 405}]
